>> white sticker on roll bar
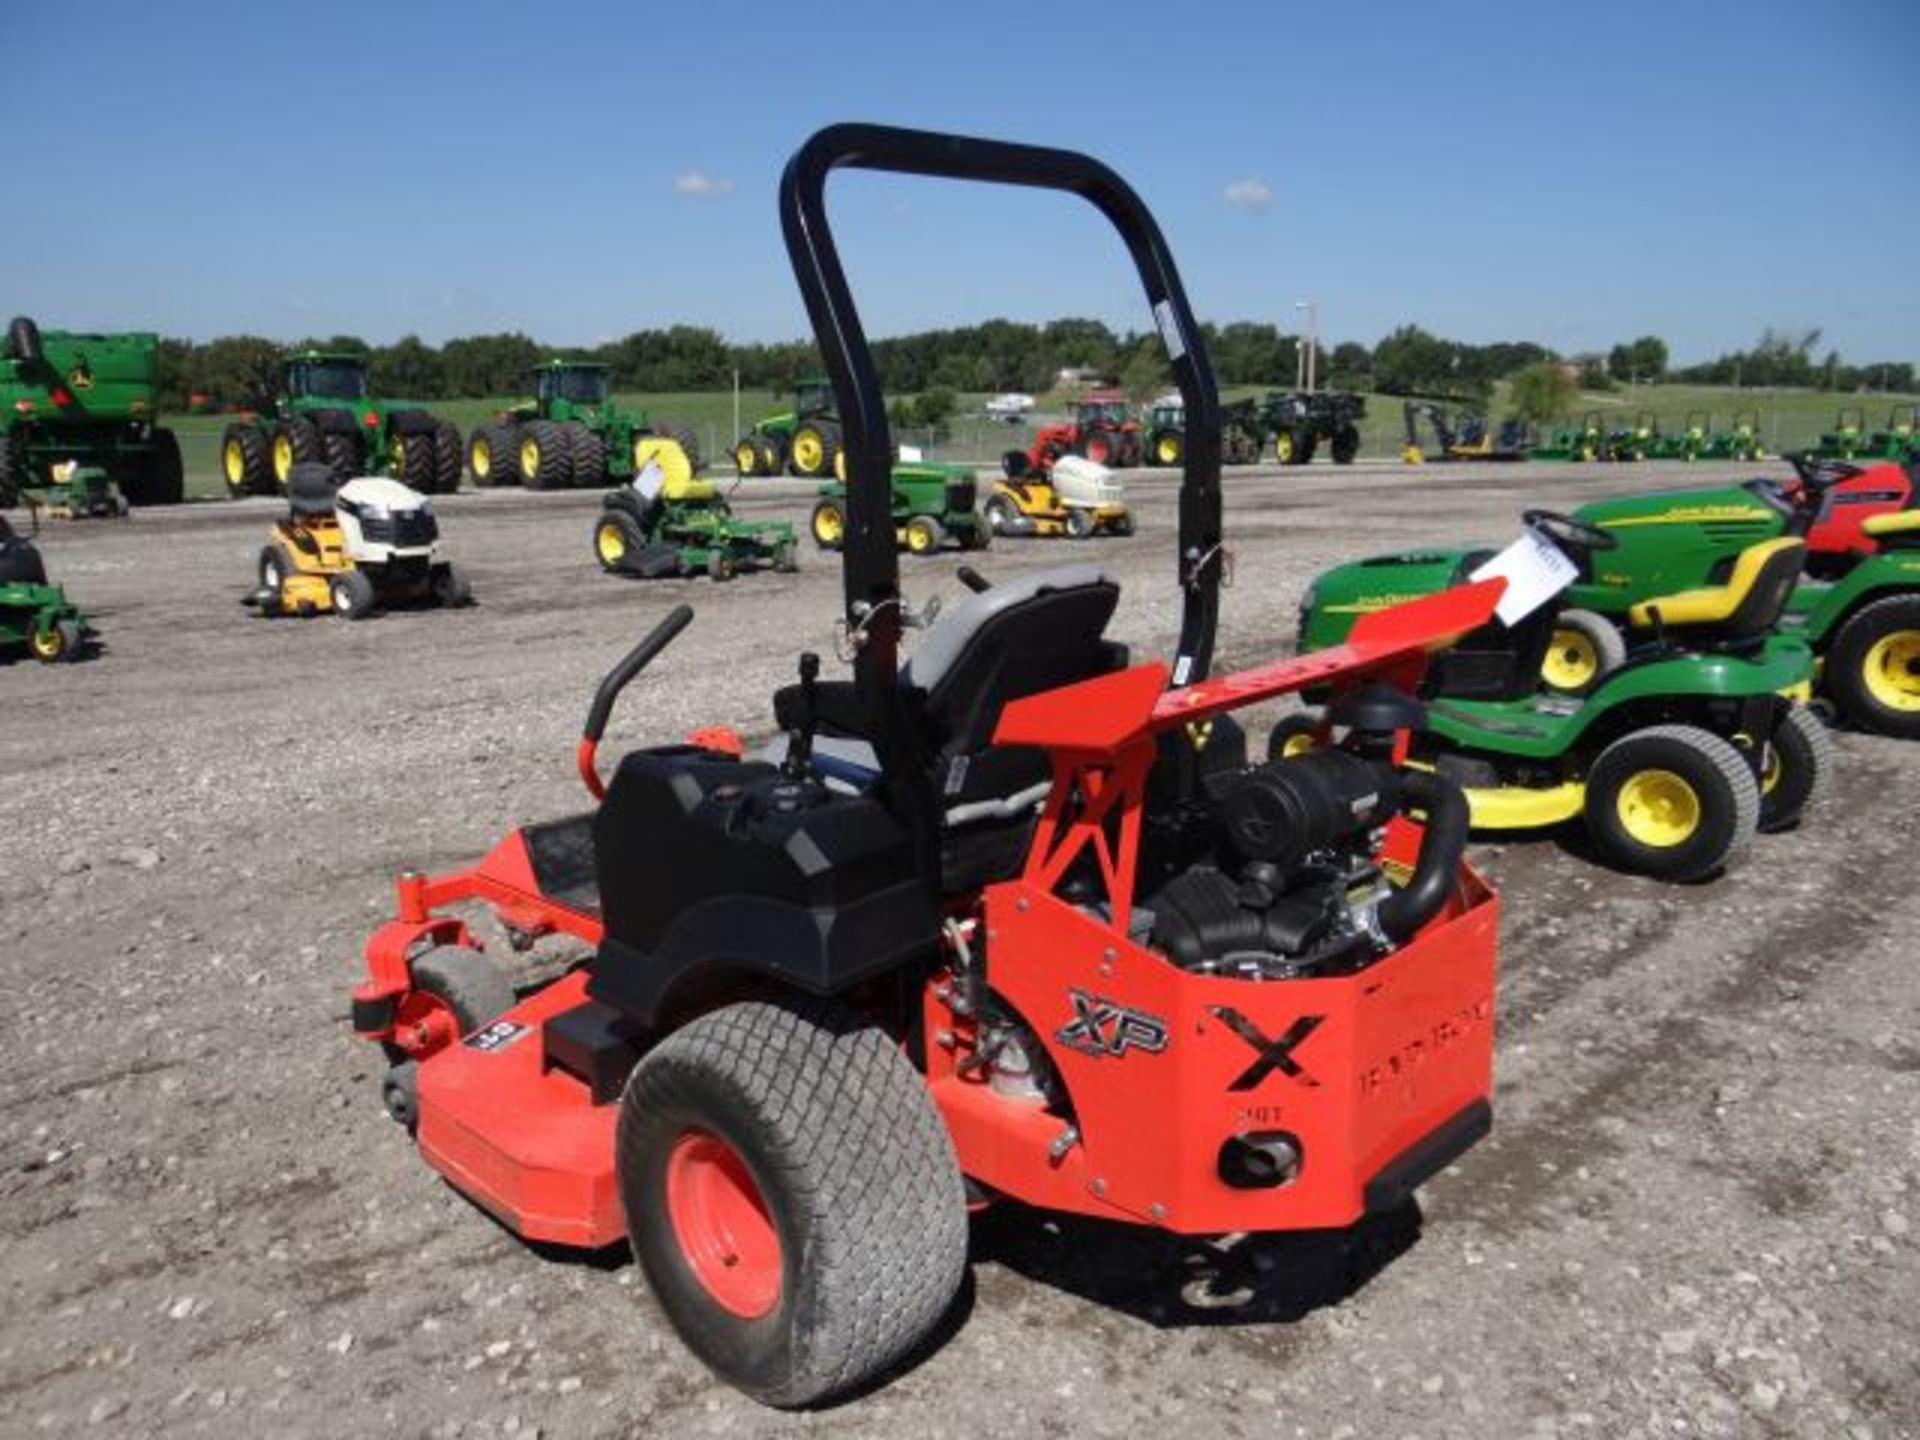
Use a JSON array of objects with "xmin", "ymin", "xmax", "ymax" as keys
[
  {"xmin": 1469, "ymin": 530, "xmax": 1579, "ymax": 626},
  {"xmin": 1153, "ymin": 300, "xmax": 1187, "ymax": 361}
]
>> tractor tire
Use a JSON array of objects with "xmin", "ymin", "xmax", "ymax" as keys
[
  {"xmin": 0, "ymin": 431, "xmax": 25, "ymax": 508},
  {"xmin": 468, "ymin": 424, "xmax": 513, "ymax": 487},
  {"xmin": 126, "ymin": 428, "xmax": 185, "ymax": 506},
  {"xmin": 321, "ymin": 428, "xmax": 363, "ymax": 483},
  {"xmin": 271, "ymin": 416, "xmax": 320, "ymax": 489},
  {"xmin": 595, "ymin": 512, "xmax": 645, "ymax": 573},
  {"xmin": 220, "ymin": 424, "xmax": 270, "ymax": 499},
  {"xmin": 1117, "ymin": 433, "xmax": 1142, "ymax": 467},
  {"xmin": 615, "ymin": 995, "xmax": 968, "ymax": 1409},
  {"xmin": 389, "ymin": 430, "xmax": 438, "ymax": 491},
  {"xmin": 1540, "ymin": 609, "xmax": 1626, "ymax": 697},
  {"xmin": 789, "ymin": 422, "xmax": 836, "ymax": 479},
  {"xmin": 1080, "ymin": 432, "xmax": 1115, "ymax": 466},
  {"xmin": 431, "ymin": 563, "xmax": 473, "ymax": 609},
  {"xmin": 1273, "ymin": 429, "xmax": 1297, "ymax": 465},
  {"xmin": 1757, "ymin": 702, "xmax": 1834, "ymax": 833},
  {"xmin": 1584, "ymin": 724, "xmax": 1760, "ymax": 882},
  {"xmin": 258, "ymin": 542, "xmax": 298, "ymax": 593},
  {"xmin": 731, "ymin": 437, "xmax": 760, "ymax": 478},
  {"xmin": 1295, "ymin": 438, "xmax": 1318, "ymax": 466},
  {"xmin": 30, "ymin": 618, "xmax": 85, "ymax": 664},
  {"xmin": 1824, "ymin": 595, "xmax": 1920, "ymax": 739},
  {"xmin": 1064, "ymin": 507, "xmax": 1095, "ymax": 540},
  {"xmin": 810, "ymin": 498, "xmax": 845, "ymax": 551},
  {"xmin": 520, "ymin": 422, "xmax": 571, "ymax": 490},
  {"xmin": 568, "ymin": 425, "xmax": 608, "ymax": 488},
  {"xmin": 1331, "ymin": 426, "xmax": 1361, "ymax": 465},
  {"xmin": 432, "ymin": 421, "xmax": 463, "ymax": 495},
  {"xmin": 1151, "ymin": 429, "xmax": 1182, "ymax": 467},
  {"xmin": 329, "ymin": 569, "xmax": 378, "ymax": 621},
  {"xmin": 904, "ymin": 515, "xmax": 946, "ymax": 555}
]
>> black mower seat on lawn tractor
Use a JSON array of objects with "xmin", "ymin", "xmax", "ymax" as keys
[
  {"xmin": 1627, "ymin": 536, "xmax": 1805, "ymax": 641},
  {"xmin": 771, "ymin": 563, "xmax": 1125, "ymax": 890},
  {"xmin": 0, "ymin": 517, "xmax": 49, "ymax": 586},
  {"xmin": 287, "ymin": 463, "xmax": 339, "ymax": 520}
]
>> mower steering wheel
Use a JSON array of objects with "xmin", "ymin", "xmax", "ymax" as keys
[
  {"xmin": 1786, "ymin": 450, "xmax": 1858, "ymax": 490},
  {"xmin": 1521, "ymin": 509, "xmax": 1617, "ymax": 553}
]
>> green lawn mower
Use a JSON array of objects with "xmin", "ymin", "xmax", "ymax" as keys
[
  {"xmin": 1529, "ymin": 411, "xmax": 1604, "ymax": 462},
  {"xmin": 1294, "ymin": 511, "xmax": 1827, "ymax": 881},
  {"xmin": 809, "ymin": 459, "xmax": 988, "ymax": 555},
  {"xmin": 593, "ymin": 465, "xmax": 797, "ymax": 581},
  {"xmin": 1811, "ymin": 406, "xmax": 1867, "ymax": 461},
  {"xmin": 1, "ymin": 513, "xmax": 92, "ymax": 663},
  {"xmin": 1559, "ymin": 456, "xmax": 1920, "ymax": 738},
  {"xmin": 1698, "ymin": 409, "xmax": 1766, "ymax": 462}
]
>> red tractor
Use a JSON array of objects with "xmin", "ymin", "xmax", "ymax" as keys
[
  {"xmin": 351, "ymin": 125, "xmax": 1505, "ymax": 1409},
  {"xmin": 1004, "ymin": 389, "xmax": 1143, "ymax": 477}
]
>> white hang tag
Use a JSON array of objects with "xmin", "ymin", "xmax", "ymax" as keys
[
  {"xmin": 631, "ymin": 459, "xmax": 665, "ymax": 504},
  {"xmin": 1469, "ymin": 530, "xmax": 1579, "ymax": 626}
]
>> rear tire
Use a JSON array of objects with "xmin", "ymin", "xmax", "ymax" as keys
[
  {"xmin": 810, "ymin": 498, "xmax": 845, "ymax": 551},
  {"xmin": 432, "ymin": 421, "xmax": 462, "ymax": 494},
  {"xmin": 1825, "ymin": 594, "xmax": 1920, "ymax": 739},
  {"xmin": 1064, "ymin": 507, "xmax": 1094, "ymax": 540},
  {"xmin": 1757, "ymin": 702, "xmax": 1834, "ymax": 833},
  {"xmin": 431, "ymin": 563, "xmax": 473, "ymax": 609},
  {"xmin": 984, "ymin": 494, "xmax": 1018, "ymax": 535},
  {"xmin": 271, "ymin": 417, "xmax": 320, "ymax": 489},
  {"xmin": 568, "ymin": 425, "xmax": 608, "ymax": 488},
  {"xmin": 221, "ymin": 424, "xmax": 269, "ymax": 498},
  {"xmin": 469, "ymin": 424, "xmax": 514, "ymax": 486},
  {"xmin": 904, "ymin": 515, "xmax": 945, "ymax": 555},
  {"xmin": 131, "ymin": 428, "xmax": 185, "ymax": 505},
  {"xmin": 790, "ymin": 422, "xmax": 836, "ymax": 479},
  {"xmin": 732, "ymin": 437, "xmax": 760, "ymax": 478},
  {"xmin": 321, "ymin": 428, "xmax": 363, "ymax": 483},
  {"xmin": 520, "ymin": 422, "xmax": 570, "ymax": 490},
  {"xmin": 1331, "ymin": 426, "xmax": 1360, "ymax": 464},
  {"xmin": 616, "ymin": 996, "xmax": 968, "ymax": 1409},
  {"xmin": 391, "ymin": 430, "xmax": 438, "ymax": 491},
  {"xmin": 595, "ymin": 512, "xmax": 643, "ymax": 573},
  {"xmin": 1584, "ymin": 725, "xmax": 1759, "ymax": 882}
]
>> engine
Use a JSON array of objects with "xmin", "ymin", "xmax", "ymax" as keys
[{"xmin": 1146, "ymin": 687, "xmax": 1467, "ymax": 980}]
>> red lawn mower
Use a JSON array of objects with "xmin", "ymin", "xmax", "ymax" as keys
[{"xmin": 352, "ymin": 124, "xmax": 1507, "ymax": 1408}]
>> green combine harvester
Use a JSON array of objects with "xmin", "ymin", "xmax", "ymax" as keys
[
  {"xmin": 220, "ymin": 350, "xmax": 462, "ymax": 497},
  {"xmin": 732, "ymin": 376, "xmax": 842, "ymax": 478},
  {"xmin": 468, "ymin": 361, "xmax": 699, "ymax": 490},
  {"xmin": 0, "ymin": 317, "xmax": 184, "ymax": 509}
]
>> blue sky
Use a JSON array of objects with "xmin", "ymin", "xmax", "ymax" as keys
[{"xmin": 7, "ymin": 0, "xmax": 1914, "ymax": 363}]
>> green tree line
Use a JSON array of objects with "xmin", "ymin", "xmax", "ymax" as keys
[{"xmin": 154, "ymin": 320, "xmax": 1914, "ymax": 412}]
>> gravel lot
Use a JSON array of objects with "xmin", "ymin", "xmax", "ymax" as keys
[{"xmin": 3, "ymin": 459, "xmax": 1915, "ymax": 1438}]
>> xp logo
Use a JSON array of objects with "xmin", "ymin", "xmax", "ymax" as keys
[
  {"xmin": 1208, "ymin": 1007, "xmax": 1326, "ymax": 1091},
  {"xmin": 1055, "ymin": 990, "xmax": 1168, "ymax": 1059}
]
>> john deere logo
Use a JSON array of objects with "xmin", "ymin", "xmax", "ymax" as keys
[{"xmin": 68, "ymin": 363, "xmax": 94, "ymax": 392}]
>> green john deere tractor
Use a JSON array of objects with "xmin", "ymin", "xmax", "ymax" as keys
[
  {"xmin": 1530, "ymin": 411, "xmax": 1604, "ymax": 462},
  {"xmin": 0, "ymin": 317, "xmax": 184, "ymax": 509},
  {"xmin": 1859, "ymin": 404, "xmax": 1918, "ymax": 463},
  {"xmin": 1602, "ymin": 410, "xmax": 1659, "ymax": 462},
  {"xmin": 1649, "ymin": 410, "xmax": 1712, "ymax": 462},
  {"xmin": 1255, "ymin": 389, "xmax": 1365, "ymax": 465},
  {"xmin": 1811, "ymin": 407, "xmax": 1867, "ymax": 461},
  {"xmin": 808, "ymin": 460, "xmax": 988, "ymax": 555},
  {"xmin": 468, "ymin": 361, "xmax": 699, "ymax": 491},
  {"xmin": 219, "ymin": 351, "xmax": 462, "ymax": 498},
  {"xmin": 732, "ymin": 376, "xmax": 842, "ymax": 478},
  {"xmin": 1142, "ymin": 397, "xmax": 1262, "ymax": 467},
  {"xmin": 1698, "ymin": 408, "xmax": 1766, "ymax": 462}
]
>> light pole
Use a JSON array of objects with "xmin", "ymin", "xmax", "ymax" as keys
[{"xmin": 1294, "ymin": 299, "xmax": 1319, "ymax": 393}]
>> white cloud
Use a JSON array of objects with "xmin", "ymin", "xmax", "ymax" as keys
[
  {"xmin": 1223, "ymin": 178, "xmax": 1272, "ymax": 211},
  {"xmin": 673, "ymin": 172, "xmax": 735, "ymax": 198}
]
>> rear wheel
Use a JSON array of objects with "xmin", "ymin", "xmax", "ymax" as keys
[
  {"xmin": 1273, "ymin": 430, "xmax": 1297, "ymax": 465},
  {"xmin": 1081, "ymin": 433, "xmax": 1113, "ymax": 465},
  {"xmin": 468, "ymin": 425, "xmax": 513, "ymax": 486},
  {"xmin": 732, "ymin": 437, "xmax": 760, "ymax": 477},
  {"xmin": 1756, "ymin": 702, "xmax": 1834, "ymax": 833},
  {"xmin": 329, "ymin": 569, "xmax": 377, "ymax": 620},
  {"xmin": 984, "ymin": 493, "xmax": 1019, "ymax": 535},
  {"xmin": 1064, "ymin": 507, "xmax": 1094, "ymax": 540},
  {"xmin": 1540, "ymin": 609, "xmax": 1626, "ymax": 696},
  {"xmin": 758, "ymin": 434, "xmax": 787, "ymax": 476},
  {"xmin": 221, "ymin": 424, "xmax": 269, "ymax": 498},
  {"xmin": 810, "ymin": 498, "xmax": 845, "ymax": 551},
  {"xmin": 271, "ymin": 417, "xmax": 320, "ymax": 488},
  {"xmin": 321, "ymin": 428, "xmax": 363, "ymax": 483},
  {"xmin": 130, "ymin": 428, "xmax": 185, "ymax": 505},
  {"xmin": 616, "ymin": 996, "xmax": 968, "ymax": 1409},
  {"xmin": 431, "ymin": 563, "xmax": 473, "ymax": 609},
  {"xmin": 258, "ymin": 542, "xmax": 297, "ymax": 592},
  {"xmin": 1331, "ymin": 426, "xmax": 1360, "ymax": 465},
  {"xmin": 595, "ymin": 513, "xmax": 642, "ymax": 573},
  {"xmin": 1584, "ymin": 725, "xmax": 1759, "ymax": 882},
  {"xmin": 1152, "ymin": 430, "xmax": 1182, "ymax": 466},
  {"xmin": 432, "ymin": 421, "xmax": 462, "ymax": 494},
  {"xmin": 520, "ymin": 422, "xmax": 570, "ymax": 490},
  {"xmin": 569, "ymin": 425, "xmax": 608, "ymax": 488},
  {"xmin": 29, "ymin": 618, "xmax": 83, "ymax": 664},
  {"xmin": 790, "ymin": 422, "xmax": 836, "ymax": 478},
  {"xmin": 1825, "ymin": 595, "xmax": 1920, "ymax": 739},
  {"xmin": 390, "ymin": 430, "xmax": 438, "ymax": 491},
  {"xmin": 1267, "ymin": 712, "xmax": 1323, "ymax": 760}
]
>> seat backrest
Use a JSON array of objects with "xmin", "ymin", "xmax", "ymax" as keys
[
  {"xmin": 286, "ymin": 463, "xmax": 338, "ymax": 520},
  {"xmin": 1629, "ymin": 537, "xmax": 1805, "ymax": 638},
  {"xmin": 903, "ymin": 564, "xmax": 1121, "ymax": 758}
]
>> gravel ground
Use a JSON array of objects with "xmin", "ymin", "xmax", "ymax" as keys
[{"xmin": 2, "ymin": 459, "xmax": 1914, "ymax": 1438}]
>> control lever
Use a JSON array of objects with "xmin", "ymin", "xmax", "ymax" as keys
[
  {"xmin": 786, "ymin": 652, "xmax": 821, "ymax": 777},
  {"xmin": 577, "ymin": 605, "xmax": 694, "ymax": 800}
]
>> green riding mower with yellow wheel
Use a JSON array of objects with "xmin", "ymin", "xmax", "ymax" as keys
[
  {"xmin": 809, "ymin": 459, "xmax": 988, "ymax": 555},
  {"xmin": 593, "ymin": 460, "xmax": 796, "ymax": 581}
]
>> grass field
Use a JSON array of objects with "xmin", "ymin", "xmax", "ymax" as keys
[{"xmin": 169, "ymin": 381, "xmax": 1920, "ymax": 499}]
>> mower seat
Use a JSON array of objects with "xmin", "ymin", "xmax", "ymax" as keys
[
  {"xmin": 286, "ymin": 463, "xmax": 339, "ymax": 520},
  {"xmin": 663, "ymin": 475, "xmax": 717, "ymax": 504},
  {"xmin": 1627, "ymin": 537, "xmax": 1805, "ymax": 638},
  {"xmin": 0, "ymin": 517, "xmax": 48, "ymax": 586},
  {"xmin": 772, "ymin": 564, "xmax": 1125, "ymax": 890}
]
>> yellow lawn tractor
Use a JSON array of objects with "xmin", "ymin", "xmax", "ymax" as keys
[
  {"xmin": 244, "ymin": 463, "xmax": 472, "ymax": 620},
  {"xmin": 982, "ymin": 454, "xmax": 1133, "ymax": 540}
]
